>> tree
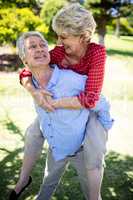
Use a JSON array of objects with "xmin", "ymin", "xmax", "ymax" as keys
[
  {"xmin": 40, "ymin": 0, "xmax": 67, "ymax": 41},
  {"xmin": 115, "ymin": 2, "xmax": 133, "ymax": 37},
  {"xmin": 40, "ymin": 0, "xmax": 88, "ymax": 41},
  {"xmin": 85, "ymin": 0, "xmax": 133, "ymax": 45},
  {"xmin": 0, "ymin": 0, "xmax": 41, "ymax": 14},
  {"xmin": 0, "ymin": 0, "xmax": 36, "ymax": 8},
  {"xmin": 0, "ymin": 8, "xmax": 48, "ymax": 46}
]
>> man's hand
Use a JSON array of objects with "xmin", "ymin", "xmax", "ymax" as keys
[{"xmin": 32, "ymin": 89, "xmax": 55, "ymax": 112}]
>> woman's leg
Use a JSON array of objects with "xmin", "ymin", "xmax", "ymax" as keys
[
  {"xmin": 15, "ymin": 117, "xmax": 44, "ymax": 193},
  {"xmin": 83, "ymin": 112, "xmax": 108, "ymax": 200}
]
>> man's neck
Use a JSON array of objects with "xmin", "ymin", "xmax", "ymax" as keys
[{"xmin": 32, "ymin": 65, "xmax": 53, "ymax": 88}]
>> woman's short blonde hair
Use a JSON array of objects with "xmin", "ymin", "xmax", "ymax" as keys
[{"xmin": 52, "ymin": 3, "xmax": 96, "ymax": 42}]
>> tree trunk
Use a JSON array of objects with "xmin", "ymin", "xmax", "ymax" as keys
[
  {"xmin": 115, "ymin": 17, "xmax": 120, "ymax": 38},
  {"xmin": 97, "ymin": 16, "xmax": 107, "ymax": 46},
  {"xmin": 98, "ymin": 34, "xmax": 105, "ymax": 45}
]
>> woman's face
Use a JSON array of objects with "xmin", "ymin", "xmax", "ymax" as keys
[{"xmin": 57, "ymin": 33, "xmax": 84, "ymax": 56}]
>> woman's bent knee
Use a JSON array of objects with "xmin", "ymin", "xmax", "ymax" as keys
[{"xmin": 84, "ymin": 112, "xmax": 108, "ymax": 170}]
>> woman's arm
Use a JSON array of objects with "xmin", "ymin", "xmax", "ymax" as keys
[
  {"xmin": 19, "ymin": 45, "xmax": 105, "ymax": 110},
  {"xmin": 49, "ymin": 45, "xmax": 106, "ymax": 110},
  {"xmin": 50, "ymin": 96, "xmax": 83, "ymax": 109},
  {"xmin": 20, "ymin": 75, "xmax": 55, "ymax": 112},
  {"xmin": 77, "ymin": 45, "xmax": 106, "ymax": 108}
]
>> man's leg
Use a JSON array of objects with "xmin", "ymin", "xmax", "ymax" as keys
[
  {"xmin": 83, "ymin": 112, "xmax": 108, "ymax": 200},
  {"xmin": 69, "ymin": 149, "xmax": 90, "ymax": 200},
  {"xmin": 36, "ymin": 149, "xmax": 68, "ymax": 200},
  {"xmin": 15, "ymin": 118, "xmax": 44, "ymax": 193}
]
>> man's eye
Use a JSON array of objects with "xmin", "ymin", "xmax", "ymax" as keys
[
  {"xmin": 29, "ymin": 45, "xmax": 36, "ymax": 49},
  {"xmin": 41, "ymin": 43, "xmax": 47, "ymax": 47}
]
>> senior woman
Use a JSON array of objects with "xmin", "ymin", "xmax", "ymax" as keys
[{"xmin": 13, "ymin": 4, "xmax": 111, "ymax": 200}]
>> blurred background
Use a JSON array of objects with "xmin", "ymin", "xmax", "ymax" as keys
[{"xmin": 0, "ymin": 0, "xmax": 133, "ymax": 199}]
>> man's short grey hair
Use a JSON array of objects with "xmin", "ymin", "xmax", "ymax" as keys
[
  {"xmin": 17, "ymin": 31, "xmax": 48, "ymax": 61},
  {"xmin": 52, "ymin": 3, "xmax": 96, "ymax": 42}
]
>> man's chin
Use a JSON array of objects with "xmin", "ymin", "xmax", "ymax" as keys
[{"xmin": 32, "ymin": 63, "xmax": 45, "ymax": 68}]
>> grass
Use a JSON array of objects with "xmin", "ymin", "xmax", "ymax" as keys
[
  {"xmin": 0, "ymin": 35, "xmax": 133, "ymax": 200},
  {"xmin": 106, "ymin": 35, "xmax": 133, "ymax": 57}
]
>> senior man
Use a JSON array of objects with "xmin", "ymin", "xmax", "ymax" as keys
[{"xmin": 10, "ymin": 31, "xmax": 113, "ymax": 200}]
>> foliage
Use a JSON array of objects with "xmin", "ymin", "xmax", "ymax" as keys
[
  {"xmin": 84, "ymin": 0, "xmax": 133, "ymax": 44},
  {"xmin": 117, "ymin": 2, "xmax": 133, "ymax": 36},
  {"xmin": 41, "ymin": 0, "xmax": 67, "ymax": 26},
  {"xmin": 0, "ymin": 0, "xmax": 38, "ymax": 9},
  {"xmin": 112, "ymin": 17, "xmax": 133, "ymax": 36},
  {"xmin": 40, "ymin": 0, "xmax": 67, "ymax": 41},
  {"xmin": 0, "ymin": 8, "xmax": 48, "ymax": 46}
]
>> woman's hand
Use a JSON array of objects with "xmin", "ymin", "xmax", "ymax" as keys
[
  {"xmin": 32, "ymin": 89, "xmax": 55, "ymax": 112},
  {"xmin": 21, "ymin": 76, "xmax": 55, "ymax": 112}
]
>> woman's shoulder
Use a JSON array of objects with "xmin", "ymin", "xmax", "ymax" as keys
[
  {"xmin": 88, "ymin": 42, "xmax": 105, "ymax": 51},
  {"xmin": 86, "ymin": 42, "xmax": 106, "ymax": 57}
]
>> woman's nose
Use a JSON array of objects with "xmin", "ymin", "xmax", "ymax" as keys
[{"xmin": 57, "ymin": 37, "xmax": 62, "ymax": 45}]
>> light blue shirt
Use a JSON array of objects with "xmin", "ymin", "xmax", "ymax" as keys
[{"xmin": 33, "ymin": 65, "xmax": 113, "ymax": 161}]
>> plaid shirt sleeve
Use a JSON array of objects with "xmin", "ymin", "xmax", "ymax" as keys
[
  {"xmin": 19, "ymin": 68, "xmax": 32, "ymax": 84},
  {"xmin": 77, "ymin": 45, "xmax": 106, "ymax": 108}
]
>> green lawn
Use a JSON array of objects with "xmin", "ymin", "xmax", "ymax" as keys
[{"xmin": 0, "ymin": 35, "xmax": 133, "ymax": 200}]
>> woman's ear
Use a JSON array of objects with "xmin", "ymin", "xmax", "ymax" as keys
[{"xmin": 79, "ymin": 34, "xmax": 86, "ymax": 43}]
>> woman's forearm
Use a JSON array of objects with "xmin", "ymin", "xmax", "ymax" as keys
[
  {"xmin": 51, "ymin": 96, "xmax": 84, "ymax": 110},
  {"xmin": 21, "ymin": 77, "xmax": 37, "ymax": 96}
]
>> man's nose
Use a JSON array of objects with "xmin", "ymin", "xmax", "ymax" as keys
[{"xmin": 36, "ymin": 45, "xmax": 44, "ymax": 52}]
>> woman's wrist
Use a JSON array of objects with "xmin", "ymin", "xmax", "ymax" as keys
[{"xmin": 51, "ymin": 97, "xmax": 83, "ymax": 109}]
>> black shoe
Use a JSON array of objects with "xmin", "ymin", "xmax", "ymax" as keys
[{"xmin": 9, "ymin": 176, "xmax": 32, "ymax": 200}]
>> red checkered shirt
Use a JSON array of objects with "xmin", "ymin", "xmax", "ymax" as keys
[{"xmin": 19, "ymin": 42, "xmax": 106, "ymax": 108}]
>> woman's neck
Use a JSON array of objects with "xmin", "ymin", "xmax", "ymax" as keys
[
  {"xmin": 64, "ymin": 43, "xmax": 88, "ymax": 65},
  {"xmin": 32, "ymin": 65, "xmax": 53, "ymax": 88}
]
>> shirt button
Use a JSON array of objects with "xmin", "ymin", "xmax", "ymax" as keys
[
  {"xmin": 48, "ymin": 123, "xmax": 51, "ymax": 126},
  {"xmin": 52, "ymin": 146, "xmax": 55, "ymax": 149},
  {"xmin": 50, "ymin": 135, "xmax": 53, "ymax": 138}
]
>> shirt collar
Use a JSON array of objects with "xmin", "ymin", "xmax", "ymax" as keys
[
  {"xmin": 32, "ymin": 64, "xmax": 60, "ymax": 89},
  {"xmin": 46, "ymin": 64, "xmax": 60, "ymax": 89}
]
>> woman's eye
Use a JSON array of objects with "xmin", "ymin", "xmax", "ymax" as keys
[{"xmin": 61, "ymin": 37, "xmax": 66, "ymax": 40}]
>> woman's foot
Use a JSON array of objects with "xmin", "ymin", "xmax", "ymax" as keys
[{"xmin": 9, "ymin": 176, "xmax": 32, "ymax": 200}]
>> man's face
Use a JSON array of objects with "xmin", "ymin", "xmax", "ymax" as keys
[{"xmin": 24, "ymin": 36, "xmax": 50, "ymax": 68}]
